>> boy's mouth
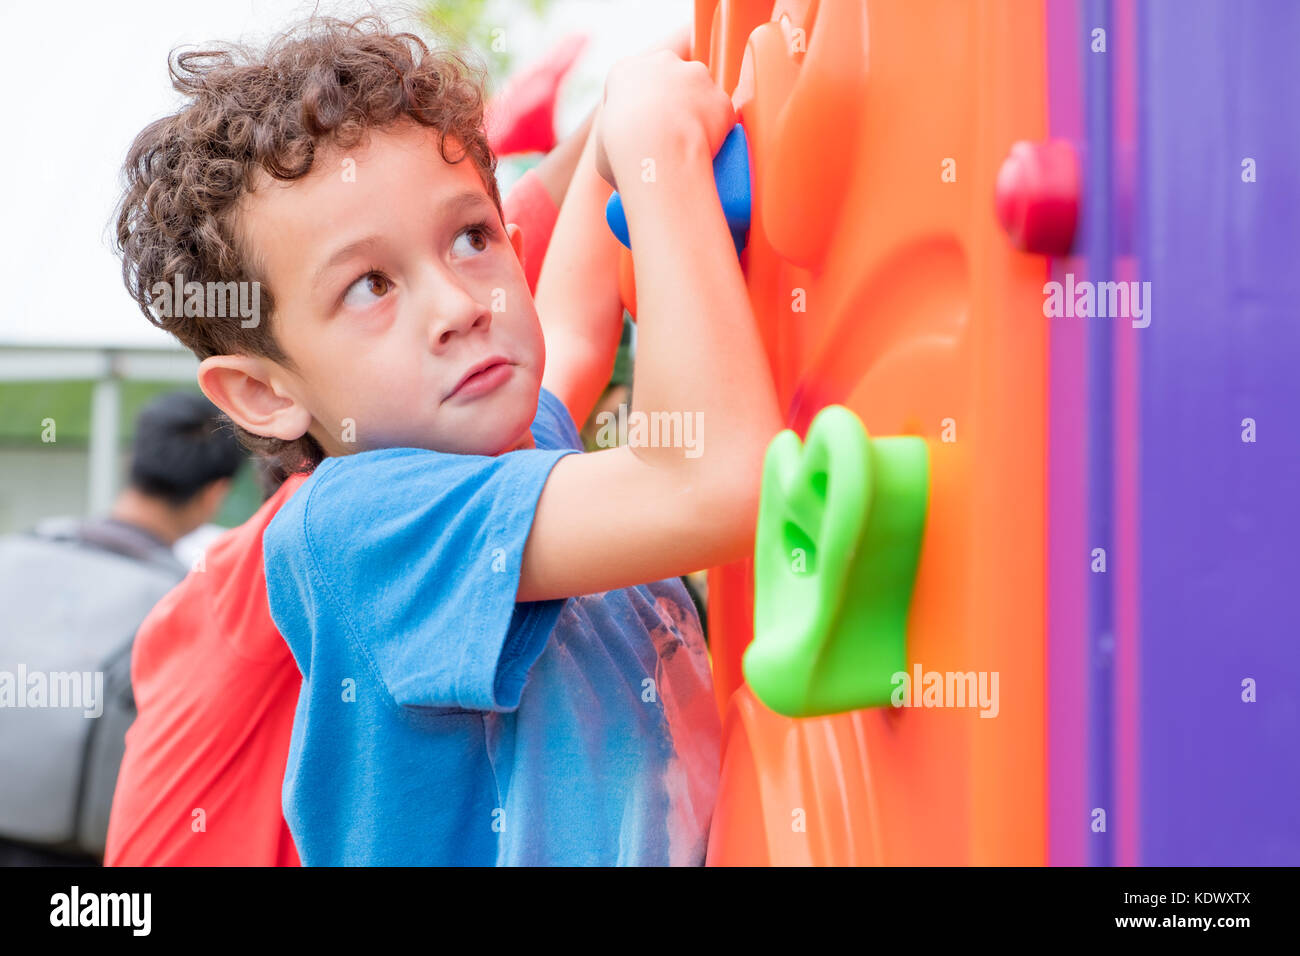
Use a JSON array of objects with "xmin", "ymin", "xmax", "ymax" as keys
[{"xmin": 446, "ymin": 355, "xmax": 513, "ymax": 401}]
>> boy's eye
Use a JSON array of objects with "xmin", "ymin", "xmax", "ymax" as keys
[
  {"xmin": 452, "ymin": 223, "xmax": 491, "ymax": 257},
  {"xmin": 342, "ymin": 271, "xmax": 392, "ymax": 308}
]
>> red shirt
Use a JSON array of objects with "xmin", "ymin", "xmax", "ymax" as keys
[
  {"xmin": 105, "ymin": 473, "xmax": 309, "ymax": 866},
  {"xmin": 105, "ymin": 172, "xmax": 558, "ymax": 866}
]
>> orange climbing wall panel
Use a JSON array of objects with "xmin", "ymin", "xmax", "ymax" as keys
[{"xmin": 695, "ymin": 0, "xmax": 1048, "ymax": 865}]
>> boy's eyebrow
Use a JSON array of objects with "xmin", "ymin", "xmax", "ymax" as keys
[{"xmin": 310, "ymin": 190, "xmax": 495, "ymax": 285}]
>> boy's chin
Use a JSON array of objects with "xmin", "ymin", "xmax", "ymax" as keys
[
  {"xmin": 407, "ymin": 386, "xmax": 539, "ymax": 455},
  {"xmin": 424, "ymin": 420, "xmax": 533, "ymax": 457}
]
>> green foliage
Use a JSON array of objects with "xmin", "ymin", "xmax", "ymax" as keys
[
  {"xmin": 0, "ymin": 380, "xmax": 209, "ymax": 445},
  {"xmin": 423, "ymin": 0, "xmax": 555, "ymax": 85},
  {"xmin": 0, "ymin": 379, "xmax": 262, "ymax": 527},
  {"xmin": 0, "ymin": 380, "xmax": 95, "ymax": 443}
]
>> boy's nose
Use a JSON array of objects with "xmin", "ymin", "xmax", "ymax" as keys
[{"xmin": 428, "ymin": 286, "xmax": 493, "ymax": 351}]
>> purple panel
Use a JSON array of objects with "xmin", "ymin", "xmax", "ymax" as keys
[
  {"xmin": 1081, "ymin": 0, "xmax": 1116, "ymax": 870},
  {"xmin": 1111, "ymin": 0, "xmax": 1141, "ymax": 870},
  {"xmin": 1138, "ymin": 0, "xmax": 1300, "ymax": 864},
  {"xmin": 1045, "ymin": 0, "xmax": 1089, "ymax": 868}
]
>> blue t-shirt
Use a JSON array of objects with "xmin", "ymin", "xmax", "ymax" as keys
[{"xmin": 264, "ymin": 388, "xmax": 720, "ymax": 865}]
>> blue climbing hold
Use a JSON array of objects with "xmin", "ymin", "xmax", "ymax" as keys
[{"xmin": 605, "ymin": 123, "xmax": 751, "ymax": 256}]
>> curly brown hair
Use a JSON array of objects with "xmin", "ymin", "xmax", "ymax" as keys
[{"xmin": 114, "ymin": 15, "xmax": 502, "ymax": 471}]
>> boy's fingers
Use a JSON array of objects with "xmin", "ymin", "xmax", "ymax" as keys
[
  {"xmin": 696, "ymin": 69, "xmax": 738, "ymax": 153},
  {"xmin": 653, "ymin": 24, "xmax": 691, "ymax": 60}
]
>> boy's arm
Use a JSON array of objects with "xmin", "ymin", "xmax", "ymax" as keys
[
  {"xmin": 535, "ymin": 108, "xmax": 626, "ymax": 431},
  {"xmin": 501, "ymin": 106, "xmax": 596, "ymax": 299},
  {"xmin": 517, "ymin": 52, "xmax": 783, "ymax": 603},
  {"xmin": 533, "ymin": 26, "xmax": 693, "ymax": 430},
  {"xmin": 528, "ymin": 107, "xmax": 596, "ymax": 210}
]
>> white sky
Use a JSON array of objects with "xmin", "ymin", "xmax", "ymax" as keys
[{"xmin": 0, "ymin": 0, "xmax": 688, "ymax": 349}]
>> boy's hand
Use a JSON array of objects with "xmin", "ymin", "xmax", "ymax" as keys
[
  {"xmin": 517, "ymin": 39, "xmax": 780, "ymax": 605},
  {"xmin": 593, "ymin": 50, "xmax": 735, "ymax": 193}
]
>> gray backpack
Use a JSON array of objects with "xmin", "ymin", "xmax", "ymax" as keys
[{"xmin": 0, "ymin": 518, "xmax": 186, "ymax": 858}]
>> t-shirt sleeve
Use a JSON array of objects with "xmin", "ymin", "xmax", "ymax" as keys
[
  {"xmin": 533, "ymin": 386, "xmax": 584, "ymax": 452},
  {"xmin": 271, "ymin": 442, "xmax": 578, "ymax": 713}
]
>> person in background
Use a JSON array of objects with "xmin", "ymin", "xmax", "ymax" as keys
[{"xmin": 0, "ymin": 391, "xmax": 243, "ymax": 865}]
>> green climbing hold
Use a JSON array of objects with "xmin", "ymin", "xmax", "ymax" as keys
[{"xmin": 745, "ymin": 405, "xmax": 930, "ymax": 718}]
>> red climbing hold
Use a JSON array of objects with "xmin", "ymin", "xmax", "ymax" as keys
[{"xmin": 995, "ymin": 139, "xmax": 1079, "ymax": 256}]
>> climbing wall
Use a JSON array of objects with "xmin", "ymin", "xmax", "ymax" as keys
[{"xmin": 694, "ymin": 0, "xmax": 1051, "ymax": 865}]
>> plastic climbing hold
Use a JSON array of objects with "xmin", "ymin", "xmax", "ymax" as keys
[
  {"xmin": 605, "ymin": 123, "xmax": 751, "ymax": 255},
  {"xmin": 994, "ymin": 139, "xmax": 1079, "ymax": 256},
  {"xmin": 745, "ymin": 405, "xmax": 930, "ymax": 718}
]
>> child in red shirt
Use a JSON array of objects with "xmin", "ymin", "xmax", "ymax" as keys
[{"xmin": 105, "ymin": 472, "xmax": 309, "ymax": 865}]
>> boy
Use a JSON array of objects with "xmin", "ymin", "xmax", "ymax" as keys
[
  {"xmin": 115, "ymin": 16, "xmax": 781, "ymax": 865},
  {"xmin": 106, "ymin": 100, "xmax": 595, "ymax": 866}
]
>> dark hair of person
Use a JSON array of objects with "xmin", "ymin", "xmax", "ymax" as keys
[{"xmin": 129, "ymin": 391, "xmax": 245, "ymax": 506}]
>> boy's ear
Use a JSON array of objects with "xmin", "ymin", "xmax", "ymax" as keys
[
  {"xmin": 505, "ymin": 222, "xmax": 526, "ymax": 265},
  {"xmin": 197, "ymin": 354, "xmax": 314, "ymax": 442}
]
